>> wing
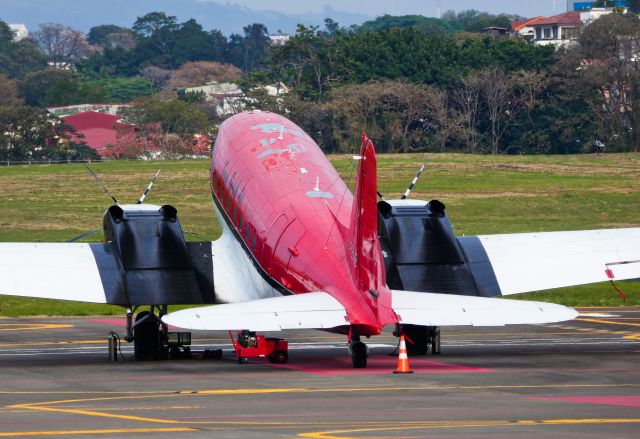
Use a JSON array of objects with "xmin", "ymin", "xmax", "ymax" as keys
[
  {"xmin": 392, "ymin": 290, "xmax": 577, "ymax": 326},
  {"xmin": 0, "ymin": 242, "xmax": 215, "ymax": 306},
  {"xmin": 0, "ymin": 243, "xmax": 109, "ymax": 303},
  {"xmin": 162, "ymin": 292, "xmax": 348, "ymax": 331},
  {"xmin": 459, "ymin": 228, "xmax": 640, "ymax": 296}
]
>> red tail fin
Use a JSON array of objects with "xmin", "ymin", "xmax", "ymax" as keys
[{"xmin": 349, "ymin": 134, "xmax": 386, "ymax": 293}]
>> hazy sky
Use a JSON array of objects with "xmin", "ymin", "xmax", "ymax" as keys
[{"xmin": 208, "ymin": 0, "xmax": 566, "ymax": 17}]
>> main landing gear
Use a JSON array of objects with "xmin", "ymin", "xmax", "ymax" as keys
[
  {"xmin": 402, "ymin": 325, "xmax": 441, "ymax": 356},
  {"xmin": 349, "ymin": 335, "xmax": 368, "ymax": 368},
  {"xmin": 119, "ymin": 305, "xmax": 192, "ymax": 361}
]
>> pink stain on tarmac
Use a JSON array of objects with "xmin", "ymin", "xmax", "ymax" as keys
[
  {"xmin": 267, "ymin": 356, "xmax": 494, "ymax": 375},
  {"xmin": 89, "ymin": 318, "xmax": 126, "ymax": 327},
  {"xmin": 89, "ymin": 318, "xmax": 178, "ymax": 330},
  {"xmin": 528, "ymin": 395, "xmax": 640, "ymax": 408}
]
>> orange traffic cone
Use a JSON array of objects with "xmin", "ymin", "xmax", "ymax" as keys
[{"xmin": 393, "ymin": 335, "xmax": 413, "ymax": 374}]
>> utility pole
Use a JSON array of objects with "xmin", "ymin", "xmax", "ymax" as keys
[{"xmin": 436, "ymin": 0, "xmax": 442, "ymax": 18}]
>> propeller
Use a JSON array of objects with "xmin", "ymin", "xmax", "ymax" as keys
[
  {"xmin": 400, "ymin": 163, "xmax": 426, "ymax": 200},
  {"xmin": 68, "ymin": 228, "xmax": 102, "ymax": 243},
  {"xmin": 72, "ymin": 165, "xmax": 162, "ymax": 243},
  {"xmin": 83, "ymin": 163, "xmax": 119, "ymax": 206},
  {"xmin": 136, "ymin": 169, "xmax": 161, "ymax": 204}
]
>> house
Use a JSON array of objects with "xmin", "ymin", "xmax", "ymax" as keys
[
  {"xmin": 8, "ymin": 24, "xmax": 28, "ymax": 42},
  {"xmin": 531, "ymin": 11, "xmax": 583, "ymax": 47},
  {"xmin": 482, "ymin": 27, "xmax": 509, "ymax": 39},
  {"xmin": 61, "ymin": 111, "xmax": 133, "ymax": 156},
  {"xmin": 268, "ymin": 34, "xmax": 290, "ymax": 46},
  {"xmin": 569, "ymin": 1, "xmax": 628, "ymax": 11},
  {"xmin": 511, "ymin": 16, "xmax": 545, "ymax": 41},
  {"xmin": 180, "ymin": 81, "xmax": 289, "ymax": 116}
]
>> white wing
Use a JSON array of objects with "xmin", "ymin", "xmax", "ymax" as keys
[
  {"xmin": 163, "ymin": 292, "xmax": 348, "ymax": 331},
  {"xmin": 392, "ymin": 290, "xmax": 577, "ymax": 326},
  {"xmin": 0, "ymin": 243, "xmax": 108, "ymax": 303},
  {"xmin": 466, "ymin": 228, "xmax": 640, "ymax": 295}
]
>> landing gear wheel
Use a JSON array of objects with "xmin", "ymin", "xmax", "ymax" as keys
[
  {"xmin": 351, "ymin": 341, "xmax": 368, "ymax": 368},
  {"xmin": 169, "ymin": 346, "xmax": 181, "ymax": 359},
  {"xmin": 133, "ymin": 311, "xmax": 161, "ymax": 360},
  {"xmin": 403, "ymin": 325, "xmax": 429, "ymax": 356},
  {"xmin": 269, "ymin": 350, "xmax": 288, "ymax": 364}
]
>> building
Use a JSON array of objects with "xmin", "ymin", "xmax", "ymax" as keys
[
  {"xmin": 8, "ymin": 24, "xmax": 28, "ymax": 42},
  {"xmin": 511, "ymin": 16, "xmax": 546, "ymax": 40},
  {"xmin": 482, "ymin": 27, "xmax": 509, "ymax": 39},
  {"xmin": 531, "ymin": 11, "xmax": 583, "ymax": 47},
  {"xmin": 61, "ymin": 111, "xmax": 132, "ymax": 156},
  {"xmin": 48, "ymin": 103, "xmax": 131, "ymax": 117},
  {"xmin": 568, "ymin": 1, "xmax": 628, "ymax": 11},
  {"xmin": 268, "ymin": 34, "xmax": 290, "ymax": 46}
]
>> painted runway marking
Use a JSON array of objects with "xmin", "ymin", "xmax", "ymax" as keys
[
  {"xmin": 0, "ymin": 323, "xmax": 72, "ymax": 332},
  {"xmin": 577, "ymin": 318, "xmax": 640, "ymax": 328}
]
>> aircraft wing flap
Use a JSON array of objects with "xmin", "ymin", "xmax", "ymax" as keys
[
  {"xmin": 163, "ymin": 292, "xmax": 348, "ymax": 331},
  {"xmin": 392, "ymin": 290, "xmax": 577, "ymax": 327}
]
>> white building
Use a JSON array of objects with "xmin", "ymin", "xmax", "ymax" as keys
[{"xmin": 8, "ymin": 24, "xmax": 28, "ymax": 42}]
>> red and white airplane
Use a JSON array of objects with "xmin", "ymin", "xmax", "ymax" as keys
[{"xmin": 1, "ymin": 111, "xmax": 639, "ymax": 367}]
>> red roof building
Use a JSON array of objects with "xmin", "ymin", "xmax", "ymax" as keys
[
  {"xmin": 531, "ymin": 12, "xmax": 583, "ymax": 46},
  {"xmin": 62, "ymin": 111, "xmax": 129, "ymax": 155}
]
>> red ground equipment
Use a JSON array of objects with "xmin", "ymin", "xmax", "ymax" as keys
[{"xmin": 229, "ymin": 330, "xmax": 289, "ymax": 364}]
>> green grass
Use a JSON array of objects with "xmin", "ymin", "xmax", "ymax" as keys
[{"xmin": 0, "ymin": 153, "xmax": 638, "ymax": 315}]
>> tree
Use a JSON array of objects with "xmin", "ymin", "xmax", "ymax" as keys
[
  {"xmin": 0, "ymin": 38, "xmax": 48, "ymax": 78},
  {"xmin": 119, "ymin": 98, "xmax": 211, "ymax": 158},
  {"xmin": 0, "ymin": 74, "xmax": 24, "ymax": 106},
  {"xmin": 0, "ymin": 20, "xmax": 13, "ymax": 42},
  {"xmin": 569, "ymin": 12, "xmax": 640, "ymax": 151},
  {"xmin": 88, "ymin": 25, "xmax": 135, "ymax": 49},
  {"xmin": 0, "ymin": 106, "xmax": 98, "ymax": 161},
  {"xmin": 166, "ymin": 61, "xmax": 242, "ymax": 90},
  {"xmin": 330, "ymin": 80, "xmax": 452, "ymax": 152},
  {"xmin": 34, "ymin": 23, "xmax": 98, "ymax": 67},
  {"xmin": 19, "ymin": 69, "xmax": 106, "ymax": 107}
]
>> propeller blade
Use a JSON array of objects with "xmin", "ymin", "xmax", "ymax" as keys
[
  {"xmin": 401, "ymin": 163, "xmax": 426, "ymax": 200},
  {"xmin": 68, "ymin": 228, "xmax": 101, "ymax": 243},
  {"xmin": 136, "ymin": 169, "xmax": 161, "ymax": 204},
  {"xmin": 83, "ymin": 163, "xmax": 119, "ymax": 206}
]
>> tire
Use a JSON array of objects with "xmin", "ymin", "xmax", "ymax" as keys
[
  {"xmin": 169, "ymin": 346, "xmax": 181, "ymax": 359},
  {"xmin": 351, "ymin": 341, "xmax": 367, "ymax": 368},
  {"xmin": 269, "ymin": 350, "xmax": 288, "ymax": 364},
  {"xmin": 403, "ymin": 325, "xmax": 429, "ymax": 356},
  {"xmin": 133, "ymin": 311, "xmax": 161, "ymax": 360},
  {"xmin": 238, "ymin": 357, "xmax": 248, "ymax": 364}
]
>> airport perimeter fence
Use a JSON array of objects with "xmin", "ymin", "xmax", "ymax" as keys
[{"xmin": 2, "ymin": 157, "xmax": 208, "ymax": 166}]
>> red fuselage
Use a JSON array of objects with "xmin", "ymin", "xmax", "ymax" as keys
[{"xmin": 211, "ymin": 112, "xmax": 396, "ymax": 336}]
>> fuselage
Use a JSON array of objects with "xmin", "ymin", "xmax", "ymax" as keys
[{"xmin": 210, "ymin": 111, "xmax": 395, "ymax": 335}]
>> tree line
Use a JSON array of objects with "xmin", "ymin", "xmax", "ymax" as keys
[{"xmin": 2, "ymin": 9, "xmax": 640, "ymax": 160}]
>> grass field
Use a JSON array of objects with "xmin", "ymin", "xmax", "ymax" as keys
[{"xmin": 0, "ymin": 152, "xmax": 639, "ymax": 315}]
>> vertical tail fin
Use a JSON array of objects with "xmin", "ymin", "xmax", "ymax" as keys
[{"xmin": 349, "ymin": 134, "xmax": 386, "ymax": 293}]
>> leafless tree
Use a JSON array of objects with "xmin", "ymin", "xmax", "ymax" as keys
[{"xmin": 34, "ymin": 23, "xmax": 98, "ymax": 68}]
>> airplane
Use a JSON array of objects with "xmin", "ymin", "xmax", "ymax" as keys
[{"xmin": 0, "ymin": 110, "xmax": 639, "ymax": 368}]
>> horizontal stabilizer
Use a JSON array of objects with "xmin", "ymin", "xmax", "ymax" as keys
[
  {"xmin": 392, "ymin": 290, "xmax": 577, "ymax": 327},
  {"xmin": 163, "ymin": 292, "xmax": 348, "ymax": 331}
]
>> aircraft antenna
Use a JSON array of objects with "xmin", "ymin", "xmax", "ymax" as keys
[
  {"xmin": 136, "ymin": 169, "xmax": 161, "ymax": 204},
  {"xmin": 83, "ymin": 163, "xmax": 119, "ymax": 206},
  {"xmin": 400, "ymin": 163, "xmax": 426, "ymax": 200}
]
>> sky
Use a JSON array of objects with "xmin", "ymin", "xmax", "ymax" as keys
[{"xmin": 207, "ymin": 0, "xmax": 566, "ymax": 18}]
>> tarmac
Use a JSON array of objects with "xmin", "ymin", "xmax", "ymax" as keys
[{"xmin": 0, "ymin": 307, "xmax": 638, "ymax": 438}]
